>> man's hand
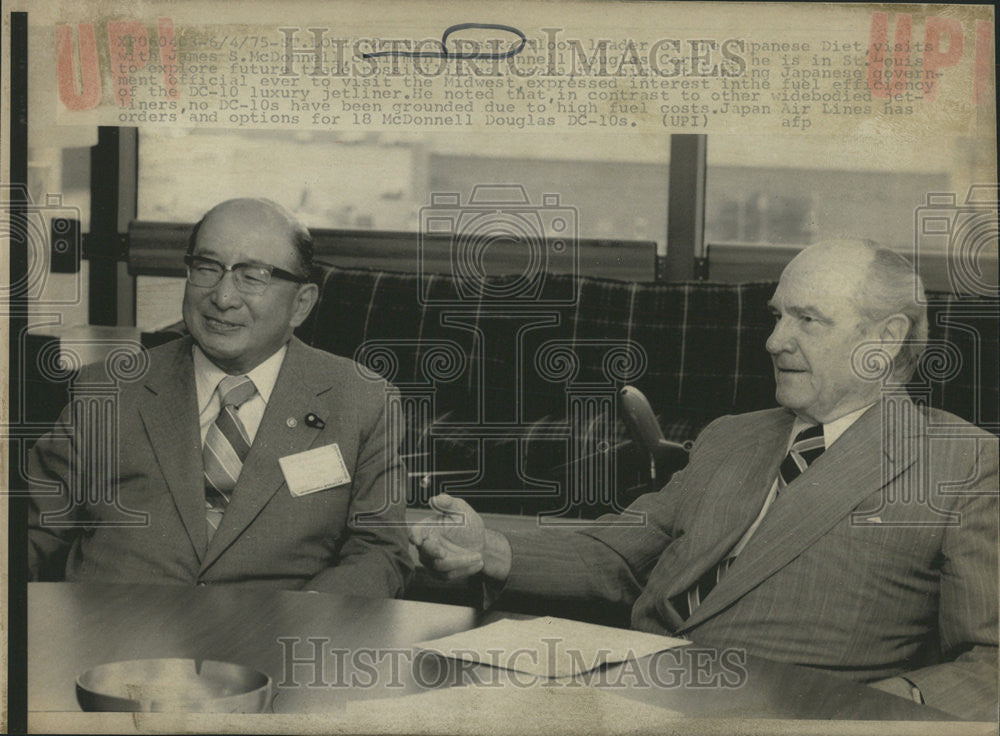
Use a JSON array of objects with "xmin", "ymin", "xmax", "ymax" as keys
[{"xmin": 408, "ymin": 494, "xmax": 511, "ymax": 583}]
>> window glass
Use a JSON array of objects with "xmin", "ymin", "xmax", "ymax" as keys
[
  {"xmin": 139, "ymin": 128, "xmax": 419, "ymax": 230},
  {"xmin": 138, "ymin": 128, "xmax": 669, "ymax": 246},
  {"xmin": 141, "ymin": 128, "xmax": 990, "ymax": 257},
  {"xmin": 705, "ymin": 134, "xmax": 988, "ymax": 253}
]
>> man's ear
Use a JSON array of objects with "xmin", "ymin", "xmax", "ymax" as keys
[
  {"xmin": 290, "ymin": 282, "xmax": 319, "ymax": 327},
  {"xmin": 877, "ymin": 313, "xmax": 911, "ymax": 360}
]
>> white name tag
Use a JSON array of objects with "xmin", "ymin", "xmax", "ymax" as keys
[{"xmin": 279, "ymin": 443, "xmax": 351, "ymax": 497}]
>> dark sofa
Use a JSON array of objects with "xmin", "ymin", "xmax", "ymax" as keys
[{"xmin": 294, "ymin": 264, "xmax": 998, "ymax": 518}]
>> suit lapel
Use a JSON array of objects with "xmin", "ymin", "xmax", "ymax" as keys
[
  {"xmin": 681, "ymin": 401, "xmax": 919, "ymax": 630},
  {"xmin": 199, "ymin": 339, "xmax": 333, "ymax": 572},
  {"xmin": 137, "ymin": 337, "xmax": 208, "ymax": 560},
  {"xmin": 648, "ymin": 410, "xmax": 794, "ymax": 608}
]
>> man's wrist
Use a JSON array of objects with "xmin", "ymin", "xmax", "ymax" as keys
[{"xmin": 481, "ymin": 529, "xmax": 512, "ymax": 581}]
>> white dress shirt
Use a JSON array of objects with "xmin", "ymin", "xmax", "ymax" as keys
[
  {"xmin": 728, "ymin": 403, "xmax": 875, "ymax": 559},
  {"xmin": 789, "ymin": 404, "xmax": 874, "ymax": 455},
  {"xmin": 194, "ymin": 344, "xmax": 288, "ymax": 446}
]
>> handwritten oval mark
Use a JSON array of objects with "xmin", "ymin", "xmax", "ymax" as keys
[{"xmin": 362, "ymin": 23, "xmax": 526, "ymax": 60}]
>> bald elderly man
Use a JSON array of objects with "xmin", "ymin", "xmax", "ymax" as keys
[
  {"xmin": 28, "ymin": 198, "xmax": 412, "ymax": 597},
  {"xmin": 412, "ymin": 240, "xmax": 998, "ymax": 719}
]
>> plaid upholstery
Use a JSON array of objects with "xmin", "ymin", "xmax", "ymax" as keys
[{"xmin": 296, "ymin": 267, "xmax": 997, "ymax": 515}]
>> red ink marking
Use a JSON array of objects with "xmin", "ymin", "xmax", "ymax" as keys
[
  {"xmin": 56, "ymin": 24, "xmax": 101, "ymax": 111},
  {"xmin": 922, "ymin": 17, "xmax": 964, "ymax": 101},
  {"xmin": 973, "ymin": 20, "xmax": 993, "ymax": 105},
  {"xmin": 867, "ymin": 12, "xmax": 912, "ymax": 100}
]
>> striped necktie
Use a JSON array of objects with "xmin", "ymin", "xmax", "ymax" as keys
[
  {"xmin": 204, "ymin": 375, "xmax": 257, "ymax": 539},
  {"xmin": 672, "ymin": 423, "xmax": 826, "ymax": 621},
  {"xmin": 778, "ymin": 423, "xmax": 826, "ymax": 488}
]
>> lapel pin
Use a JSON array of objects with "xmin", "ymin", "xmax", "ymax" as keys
[
  {"xmin": 286, "ymin": 417, "xmax": 298, "ymax": 428},
  {"xmin": 305, "ymin": 413, "xmax": 326, "ymax": 429}
]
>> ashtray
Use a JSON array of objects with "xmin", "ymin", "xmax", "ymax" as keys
[{"xmin": 76, "ymin": 658, "xmax": 273, "ymax": 712}]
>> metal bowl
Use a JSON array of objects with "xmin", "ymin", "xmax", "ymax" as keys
[{"xmin": 76, "ymin": 658, "xmax": 273, "ymax": 712}]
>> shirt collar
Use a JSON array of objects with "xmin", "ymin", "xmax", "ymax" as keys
[
  {"xmin": 789, "ymin": 403, "xmax": 875, "ymax": 450},
  {"xmin": 193, "ymin": 343, "xmax": 288, "ymax": 413}
]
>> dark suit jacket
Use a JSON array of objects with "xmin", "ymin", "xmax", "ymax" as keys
[
  {"xmin": 28, "ymin": 336, "xmax": 413, "ymax": 597},
  {"xmin": 500, "ymin": 403, "xmax": 998, "ymax": 720}
]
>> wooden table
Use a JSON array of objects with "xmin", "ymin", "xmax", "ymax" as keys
[{"xmin": 29, "ymin": 583, "xmax": 954, "ymax": 726}]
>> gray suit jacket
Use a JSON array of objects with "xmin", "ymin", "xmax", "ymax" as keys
[
  {"xmin": 501, "ymin": 403, "xmax": 998, "ymax": 719},
  {"xmin": 28, "ymin": 336, "xmax": 413, "ymax": 597}
]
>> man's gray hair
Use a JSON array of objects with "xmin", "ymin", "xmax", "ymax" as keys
[{"xmin": 852, "ymin": 240, "xmax": 928, "ymax": 382}]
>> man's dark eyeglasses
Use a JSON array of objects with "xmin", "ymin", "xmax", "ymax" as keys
[{"xmin": 183, "ymin": 254, "xmax": 308, "ymax": 294}]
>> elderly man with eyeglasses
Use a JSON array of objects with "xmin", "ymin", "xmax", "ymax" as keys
[{"xmin": 27, "ymin": 198, "xmax": 413, "ymax": 596}]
